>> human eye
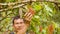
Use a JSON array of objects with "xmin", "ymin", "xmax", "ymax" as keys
[
  {"xmin": 16, "ymin": 22, "xmax": 19, "ymax": 24},
  {"xmin": 20, "ymin": 22, "xmax": 23, "ymax": 24}
]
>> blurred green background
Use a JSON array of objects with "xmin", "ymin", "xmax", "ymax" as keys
[{"xmin": 0, "ymin": 0, "xmax": 60, "ymax": 34}]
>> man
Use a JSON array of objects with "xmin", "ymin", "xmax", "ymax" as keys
[{"xmin": 10, "ymin": 12, "xmax": 34, "ymax": 34}]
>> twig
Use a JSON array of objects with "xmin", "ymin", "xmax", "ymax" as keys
[
  {"xmin": 0, "ymin": 0, "xmax": 60, "ymax": 12},
  {"xmin": 38, "ymin": 0, "xmax": 60, "ymax": 4},
  {"xmin": 0, "ymin": 0, "xmax": 60, "ymax": 5},
  {"xmin": 0, "ymin": 4, "xmax": 26, "ymax": 12},
  {"xmin": 19, "ymin": 8, "xmax": 23, "ymax": 18}
]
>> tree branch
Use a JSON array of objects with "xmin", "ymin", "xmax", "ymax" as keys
[{"xmin": 0, "ymin": 4, "xmax": 26, "ymax": 12}]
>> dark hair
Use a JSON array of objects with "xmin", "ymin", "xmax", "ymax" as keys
[{"xmin": 13, "ymin": 15, "xmax": 20, "ymax": 24}]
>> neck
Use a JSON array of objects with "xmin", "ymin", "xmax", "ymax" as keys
[
  {"xmin": 14, "ymin": 30, "xmax": 26, "ymax": 34},
  {"xmin": 16, "ymin": 32, "xmax": 26, "ymax": 34}
]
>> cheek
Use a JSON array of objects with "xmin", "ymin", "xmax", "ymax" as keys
[
  {"xmin": 14, "ymin": 25, "xmax": 19, "ymax": 29},
  {"xmin": 24, "ymin": 24, "xmax": 28, "ymax": 29},
  {"xmin": 21, "ymin": 24, "xmax": 26, "ymax": 28},
  {"xmin": 21, "ymin": 23, "xmax": 25, "ymax": 26}
]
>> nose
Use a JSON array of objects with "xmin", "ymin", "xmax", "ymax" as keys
[{"xmin": 18, "ymin": 24, "xmax": 22, "ymax": 27}]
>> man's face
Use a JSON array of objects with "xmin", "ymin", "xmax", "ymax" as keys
[{"xmin": 13, "ymin": 19, "xmax": 27, "ymax": 31}]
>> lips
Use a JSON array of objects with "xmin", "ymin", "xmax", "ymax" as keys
[
  {"xmin": 17, "ymin": 26, "xmax": 24, "ymax": 30},
  {"xmin": 18, "ymin": 27, "xmax": 22, "ymax": 30}
]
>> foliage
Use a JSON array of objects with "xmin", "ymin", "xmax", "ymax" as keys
[{"xmin": 0, "ymin": 0, "xmax": 60, "ymax": 34}]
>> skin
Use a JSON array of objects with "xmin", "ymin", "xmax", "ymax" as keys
[
  {"xmin": 13, "ymin": 19, "xmax": 28, "ymax": 34},
  {"xmin": 13, "ymin": 12, "xmax": 34, "ymax": 34}
]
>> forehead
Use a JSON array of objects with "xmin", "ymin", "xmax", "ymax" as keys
[{"xmin": 14, "ymin": 19, "xmax": 24, "ymax": 23}]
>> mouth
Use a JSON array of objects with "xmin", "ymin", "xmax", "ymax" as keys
[{"xmin": 18, "ymin": 27, "xmax": 23, "ymax": 30}]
